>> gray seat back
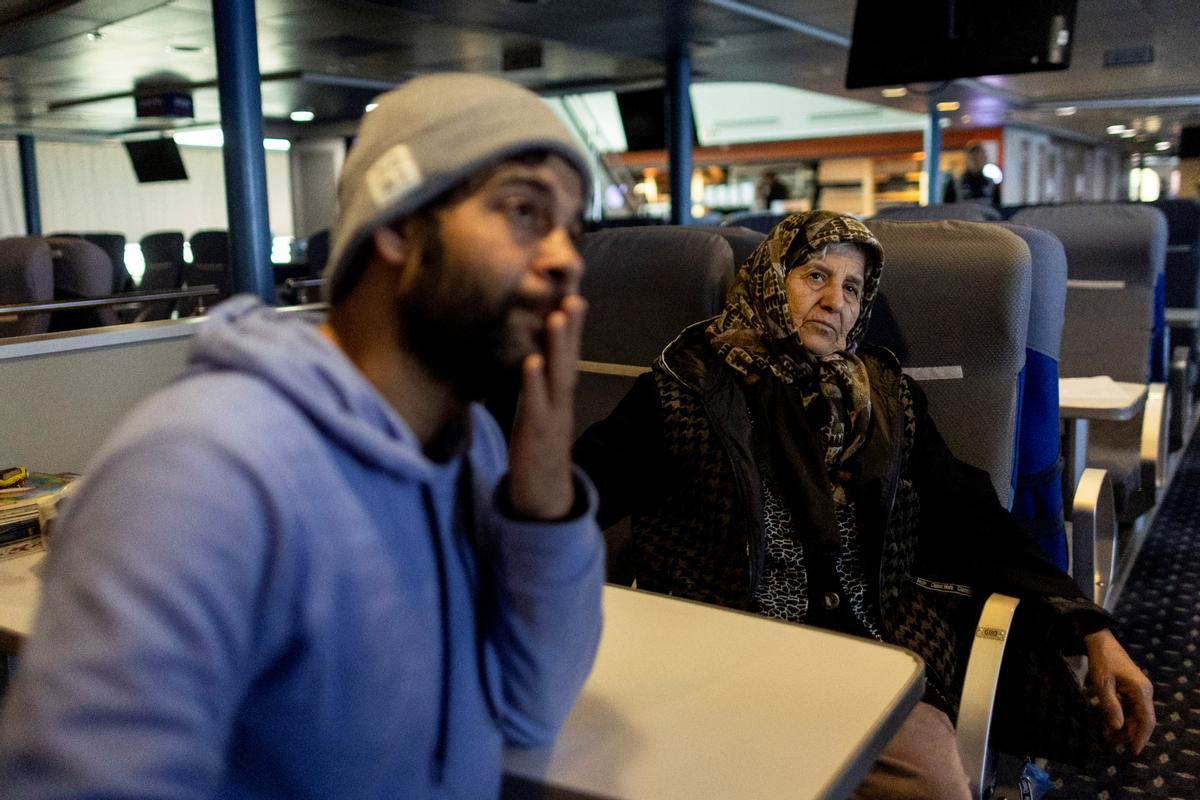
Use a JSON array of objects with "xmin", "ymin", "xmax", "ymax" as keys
[
  {"xmin": 723, "ymin": 211, "xmax": 787, "ymax": 235},
  {"xmin": 692, "ymin": 225, "xmax": 766, "ymax": 268},
  {"xmin": 865, "ymin": 220, "xmax": 1032, "ymax": 505},
  {"xmin": 871, "ymin": 204, "xmax": 1001, "ymax": 222},
  {"xmin": 1012, "ymin": 204, "xmax": 1167, "ymax": 383},
  {"xmin": 996, "ymin": 223, "xmax": 1070, "ymax": 563},
  {"xmin": 576, "ymin": 227, "xmax": 743, "ymax": 437},
  {"xmin": 1155, "ymin": 198, "xmax": 1200, "ymax": 312},
  {"xmin": 140, "ymin": 232, "xmax": 185, "ymax": 275},
  {"xmin": 997, "ymin": 223, "xmax": 1068, "ymax": 362},
  {"xmin": 82, "ymin": 232, "xmax": 129, "ymax": 294},
  {"xmin": 0, "ymin": 236, "xmax": 54, "ymax": 338},
  {"xmin": 46, "ymin": 236, "xmax": 120, "ymax": 330}
]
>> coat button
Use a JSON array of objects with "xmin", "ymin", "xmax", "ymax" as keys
[{"xmin": 822, "ymin": 592, "xmax": 841, "ymax": 610}]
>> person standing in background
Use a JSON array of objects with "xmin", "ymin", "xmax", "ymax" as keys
[
  {"xmin": 944, "ymin": 140, "xmax": 1001, "ymax": 207},
  {"xmin": 756, "ymin": 170, "xmax": 790, "ymax": 210}
]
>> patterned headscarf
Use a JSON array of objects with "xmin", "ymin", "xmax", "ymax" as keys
[{"xmin": 706, "ymin": 210, "xmax": 885, "ymax": 482}]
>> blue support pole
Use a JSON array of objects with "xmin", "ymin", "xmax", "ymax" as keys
[
  {"xmin": 17, "ymin": 135, "xmax": 41, "ymax": 235},
  {"xmin": 666, "ymin": 48, "xmax": 693, "ymax": 225},
  {"xmin": 212, "ymin": 0, "xmax": 274, "ymax": 303},
  {"xmin": 924, "ymin": 96, "xmax": 943, "ymax": 206}
]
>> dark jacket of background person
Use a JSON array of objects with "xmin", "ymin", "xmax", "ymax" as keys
[
  {"xmin": 944, "ymin": 169, "xmax": 1001, "ymax": 207},
  {"xmin": 573, "ymin": 219, "xmax": 1116, "ymax": 765}
]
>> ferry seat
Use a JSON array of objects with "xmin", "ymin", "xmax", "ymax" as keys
[
  {"xmin": 1153, "ymin": 197, "xmax": 1200, "ymax": 448},
  {"xmin": 864, "ymin": 219, "xmax": 1030, "ymax": 507},
  {"xmin": 82, "ymin": 232, "xmax": 130, "ymax": 295},
  {"xmin": 183, "ymin": 230, "xmax": 232, "ymax": 315},
  {"xmin": 692, "ymin": 224, "xmax": 764, "ymax": 268},
  {"xmin": 136, "ymin": 232, "xmax": 186, "ymax": 322},
  {"xmin": 1012, "ymin": 204, "xmax": 1170, "ymax": 524},
  {"xmin": 139, "ymin": 232, "xmax": 185, "ymax": 278},
  {"xmin": 45, "ymin": 236, "xmax": 120, "ymax": 331},
  {"xmin": 575, "ymin": 225, "xmax": 748, "ymax": 439},
  {"xmin": 870, "ymin": 203, "xmax": 1001, "ymax": 222},
  {"xmin": 864, "ymin": 219, "xmax": 1070, "ymax": 796},
  {"xmin": 0, "ymin": 236, "xmax": 54, "ymax": 338},
  {"xmin": 572, "ymin": 225, "xmax": 756, "ymax": 584},
  {"xmin": 995, "ymin": 223, "xmax": 1070, "ymax": 568},
  {"xmin": 722, "ymin": 210, "xmax": 788, "ymax": 235}
]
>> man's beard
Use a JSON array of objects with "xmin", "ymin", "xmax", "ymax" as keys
[{"xmin": 396, "ymin": 234, "xmax": 562, "ymax": 401}]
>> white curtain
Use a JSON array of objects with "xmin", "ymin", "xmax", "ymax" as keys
[{"xmin": 0, "ymin": 139, "xmax": 293, "ymax": 242}]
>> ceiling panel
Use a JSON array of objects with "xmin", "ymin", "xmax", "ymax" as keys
[{"xmin": 0, "ymin": 0, "xmax": 1194, "ymax": 153}]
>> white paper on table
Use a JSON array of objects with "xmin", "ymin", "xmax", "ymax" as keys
[{"xmin": 1058, "ymin": 376, "xmax": 1146, "ymax": 409}]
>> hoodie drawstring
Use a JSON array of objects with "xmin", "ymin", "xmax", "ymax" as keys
[{"xmin": 423, "ymin": 485, "xmax": 451, "ymax": 785}]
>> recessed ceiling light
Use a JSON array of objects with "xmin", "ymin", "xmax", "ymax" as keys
[
  {"xmin": 290, "ymin": 110, "xmax": 315, "ymax": 122},
  {"xmin": 935, "ymin": 101, "xmax": 960, "ymax": 112},
  {"xmin": 365, "ymin": 103, "xmax": 378, "ymax": 113},
  {"xmin": 881, "ymin": 87, "xmax": 908, "ymax": 98},
  {"xmin": 1155, "ymin": 141, "xmax": 1171, "ymax": 151},
  {"xmin": 1055, "ymin": 106, "xmax": 1077, "ymax": 116},
  {"xmin": 960, "ymin": 114, "xmax": 972, "ymax": 124},
  {"xmin": 1106, "ymin": 124, "xmax": 1127, "ymax": 135},
  {"xmin": 1120, "ymin": 130, "xmax": 1137, "ymax": 138},
  {"xmin": 86, "ymin": 29, "xmax": 103, "ymax": 42}
]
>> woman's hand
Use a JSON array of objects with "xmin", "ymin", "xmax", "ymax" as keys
[{"xmin": 1085, "ymin": 628, "xmax": 1155, "ymax": 755}]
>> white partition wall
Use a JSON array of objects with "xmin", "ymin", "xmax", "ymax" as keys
[
  {"xmin": 0, "ymin": 321, "xmax": 201, "ymax": 474},
  {"xmin": 0, "ymin": 139, "xmax": 293, "ymax": 243}
]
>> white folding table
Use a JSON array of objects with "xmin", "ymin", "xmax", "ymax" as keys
[{"xmin": 504, "ymin": 585, "xmax": 925, "ymax": 800}]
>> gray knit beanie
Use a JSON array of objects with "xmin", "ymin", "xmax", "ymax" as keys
[{"xmin": 323, "ymin": 72, "xmax": 592, "ymax": 304}]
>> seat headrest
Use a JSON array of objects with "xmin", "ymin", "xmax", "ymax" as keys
[
  {"xmin": 870, "ymin": 203, "xmax": 1001, "ymax": 223},
  {"xmin": 579, "ymin": 227, "xmax": 739, "ymax": 366},
  {"xmin": 1011, "ymin": 204, "xmax": 1167, "ymax": 287}
]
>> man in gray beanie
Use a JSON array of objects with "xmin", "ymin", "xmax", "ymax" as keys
[{"xmin": 0, "ymin": 73, "xmax": 604, "ymax": 800}]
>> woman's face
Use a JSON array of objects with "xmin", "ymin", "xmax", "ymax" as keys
[{"xmin": 785, "ymin": 245, "xmax": 866, "ymax": 356}]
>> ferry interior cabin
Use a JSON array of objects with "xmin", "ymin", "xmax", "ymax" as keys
[{"xmin": 1, "ymin": 1, "xmax": 1200, "ymax": 798}]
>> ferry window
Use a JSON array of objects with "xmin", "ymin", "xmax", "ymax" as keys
[{"xmin": 1128, "ymin": 167, "xmax": 1161, "ymax": 202}]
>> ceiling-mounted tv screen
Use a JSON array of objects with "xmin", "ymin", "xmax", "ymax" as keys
[
  {"xmin": 845, "ymin": 0, "xmax": 1077, "ymax": 89},
  {"xmin": 124, "ymin": 138, "xmax": 188, "ymax": 183},
  {"xmin": 615, "ymin": 88, "xmax": 698, "ymax": 153}
]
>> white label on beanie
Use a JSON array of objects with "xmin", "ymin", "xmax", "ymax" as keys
[{"xmin": 366, "ymin": 144, "xmax": 423, "ymax": 208}]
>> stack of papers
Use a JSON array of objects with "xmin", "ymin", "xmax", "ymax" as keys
[{"xmin": 0, "ymin": 472, "xmax": 78, "ymax": 560}]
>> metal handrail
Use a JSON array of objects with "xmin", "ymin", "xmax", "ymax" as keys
[
  {"xmin": 283, "ymin": 277, "xmax": 325, "ymax": 306},
  {"xmin": 0, "ymin": 286, "xmax": 219, "ymax": 318}
]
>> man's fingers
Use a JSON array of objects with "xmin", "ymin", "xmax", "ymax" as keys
[
  {"xmin": 544, "ymin": 295, "xmax": 586, "ymax": 407},
  {"xmin": 518, "ymin": 352, "xmax": 548, "ymax": 421}
]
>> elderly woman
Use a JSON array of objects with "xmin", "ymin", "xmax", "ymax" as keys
[{"xmin": 573, "ymin": 211, "xmax": 1153, "ymax": 799}]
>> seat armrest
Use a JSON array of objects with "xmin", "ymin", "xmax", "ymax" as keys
[
  {"xmin": 956, "ymin": 593, "xmax": 1020, "ymax": 800},
  {"xmin": 1070, "ymin": 468, "xmax": 1117, "ymax": 608},
  {"xmin": 1169, "ymin": 345, "xmax": 1192, "ymax": 452},
  {"xmin": 1139, "ymin": 383, "xmax": 1169, "ymax": 492}
]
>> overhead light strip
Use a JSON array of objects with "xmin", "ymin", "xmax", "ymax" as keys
[{"xmin": 1031, "ymin": 95, "xmax": 1200, "ymax": 110}]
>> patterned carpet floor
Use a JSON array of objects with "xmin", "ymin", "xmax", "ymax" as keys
[{"xmin": 1048, "ymin": 429, "xmax": 1200, "ymax": 799}]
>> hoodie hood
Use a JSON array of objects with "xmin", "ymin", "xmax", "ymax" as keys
[{"xmin": 186, "ymin": 296, "xmax": 448, "ymax": 482}]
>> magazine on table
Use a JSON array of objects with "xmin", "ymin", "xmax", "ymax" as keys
[{"xmin": 0, "ymin": 472, "xmax": 80, "ymax": 561}]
